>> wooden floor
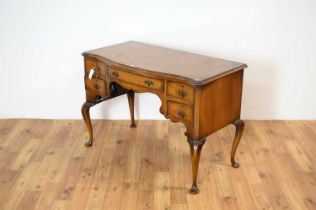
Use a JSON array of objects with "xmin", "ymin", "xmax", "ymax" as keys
[{"xmin": 0, "ymin": 120, "xmax": 315, "ymax": 210}]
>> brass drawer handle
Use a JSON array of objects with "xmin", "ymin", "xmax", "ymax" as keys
[
  {"xmin": 177, "ymin": 111, "xmax": 186, "ymax": 118},
  {"xmin": 144, "ymin": 80, "xmax": 153, "ymax": 87},
  {"xmin": 178, "ymin": 89, "xmax": 187, "ymax": 98},
  {"xmin": 87, "ymin": 67, "xmax": 99, "ymax": 79},
  {"xmin": 112, "ymin": 71, "xmax": 119, "ymax": 78}
]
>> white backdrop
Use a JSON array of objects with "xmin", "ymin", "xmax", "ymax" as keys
[{"xmin": 0, "ymin": 0, "xmax": 315, "ymax": 120}]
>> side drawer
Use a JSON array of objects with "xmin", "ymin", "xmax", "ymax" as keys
[
  {"xmin": 167, "ymin": 81, "xmax": 194, "ymax": 104},
  {"xmin": 85, "ymin": 57, "xmax": 106, "ymax": 80},
  {"xmin": 84, "ymin": 77, "xmax": 107, "ymax": 98},
  {"xmin": 108, "ymin": 67, "xmax": 163, "ymax": 90},
  {"xmin": 167, "ymin": 101, "xmax": 193, "ymax": 123}
]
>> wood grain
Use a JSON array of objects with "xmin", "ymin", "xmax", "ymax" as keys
[
  {"xmin": 198, "ymin": 70, "xmax": 243, "ymax": 138},
  {"xmin": 167, "ymin": 81, "xmax": 195, "ymax": 105},
  {"xmin": 83, "ymin": 41, "xmax": 247, "ymax": 85},
  {"xmin": 0, "ymin": 120, "xmax": 315, "ymax": 210},
  {"xmin": 108, "ymin": 66, "xmax": 164, "ymax": 90}
]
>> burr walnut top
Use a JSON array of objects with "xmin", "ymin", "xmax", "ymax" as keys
[{"xmin": 83, "ymin": 41, "xmax": 247, "ymax": 85}]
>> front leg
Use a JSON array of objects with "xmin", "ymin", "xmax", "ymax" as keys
[
  {"xmin": 231, "ymin": 119, "xmax": 245, "ymax": 168},
  {"xmin": 127, "ymin": 90, "xmax": 136, "ymax": 128},
  {"xmin": 187, "ymin": 137, "xmax": 206, "ymax": 194},
  {"xmin": 81, "ymin": 102, "xmax": 95, "ymax": 147}
]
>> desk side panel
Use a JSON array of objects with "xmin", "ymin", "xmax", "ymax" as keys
[{"xmin": 198, "ymin": 70, "xmax": 244, "ymax": 138}]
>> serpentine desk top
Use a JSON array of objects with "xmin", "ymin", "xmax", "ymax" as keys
[{"xmin": 82, "ymin": 41, "xmax": 247, "ymax": 85}]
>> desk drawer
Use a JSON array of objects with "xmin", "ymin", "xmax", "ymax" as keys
[
  {"xmin": 167, "ymin": 82, "xmax": 194, "ymax": 104},
  {"xmin": 84, "ymin": 77, "xmax": 107, "ymax": 98},
  {"xmin": 167, "ymin": 101, "xmax": 193, "ymax": 123},
  {"xmin": 85, "ymin": 58, "xmax": 106, "ymax": 80},
  {"xmin": 108, "ymin": 67, "xmax": 163, "ymax": 90}
]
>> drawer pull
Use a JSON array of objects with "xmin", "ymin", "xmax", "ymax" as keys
[
  {"xmin": 144, "ymin": 80, "xmax": 153, "ymax": 87},
  {"xmin": 86, "ymin": 67, "xmax": 99, "ymax": 79},
  {"xmin": 177, "ymin": 111, "xmax": 186, "ymax": 118},
  {"xmin": 178, "ymin": 89, "xmax": 187, "ymax": 98},
  {"xmin": 112, "ymin": 71, "xmax": 119, "ymax": 78}
]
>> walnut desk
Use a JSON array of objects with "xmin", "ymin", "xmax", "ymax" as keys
[{"xmin": 81, "ymin": 41, "xmax": 247, "ymax": 194}]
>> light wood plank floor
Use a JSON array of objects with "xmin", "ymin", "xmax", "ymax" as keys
[{"xmin": 0, "ymin": 120, "xmax": 315, "ymax": 210}]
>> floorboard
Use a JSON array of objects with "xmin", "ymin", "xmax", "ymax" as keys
[{"xmin": 0, "ymin": 120, "xmax": 315, "ymax": 210}]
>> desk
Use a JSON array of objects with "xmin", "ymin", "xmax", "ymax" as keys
[{"xmin": 81, "ymin": 41, "xmax": 247, "ymax": 193}]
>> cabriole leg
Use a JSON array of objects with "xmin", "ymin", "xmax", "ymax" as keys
[
  {"xmin": 81, "ymin": 102, "xmax": 95, "ymax": 147},
  {"xmin": 127, "ymin": 90, "xmax": 136, "ymax": 128},
  {"xmin": 187, "ymin": 137, "xmax": 206, "ymax": 194},
  {"xmin": 231, "ymin": 119, "xmax": 245, "ymax": 168}
]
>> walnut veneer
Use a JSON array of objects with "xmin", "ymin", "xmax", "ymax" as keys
[{"xmin": 81, "ymin": 41, "xmax": 247, "ymax": 193}]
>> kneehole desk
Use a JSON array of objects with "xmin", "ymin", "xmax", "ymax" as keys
[{"xmin": 81, "ymin": 41, "xmax": 247, "ymax": 194}]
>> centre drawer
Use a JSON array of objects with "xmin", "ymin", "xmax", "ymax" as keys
[
  {"xmin": 167, "ymin": 101, "xmax": 193, "ymax": 123},
  {"xmin": 108, "ymin": 67, "xmax": 163, "ymax": 90}
]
